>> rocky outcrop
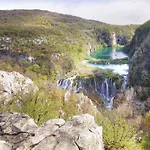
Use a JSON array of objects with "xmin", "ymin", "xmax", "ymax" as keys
[
  {"xmin": 128, "ymin": 33, "xmax": 150, "ymax": 87},
  {"xmin": 127, "ymin": 21, "xmax": 150, "ymax": 87},
  {"xmin": 0, "ymin": 113, "xmax": 103, "ymax": 150},
  {"xmin": 126, "ymin": 20, "xmax": 150, "ymax": 100},
  {"xmin": 116, "ymin": 35, "xmax": 130, "ymax": 46},
  {"xmin": 0, "ymin": 71, "xmax": 37, "ymax": 102},
  {"xmin": 124, "ymin": 20, "xmax": 150, "ymax": 57},
  {"xmin": 96, "ymin": 30, "xmax": 131, "ymax": 47}
]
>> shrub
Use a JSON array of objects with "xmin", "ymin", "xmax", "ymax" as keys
[
  {"xmin": 95, "ymin": 111, "xmax": 136, "ymax": 149},
  {"xmin": 28, "ymin": 64, "xmax": 40, "ymax": 73},
  {"xmin": 141, "ymin": 111, "xmax": 150, "ymax": 149},
  {"xmin": 1, "ymin": 89, "xmax": 64, "ymax": 125},
  {"xmin": 0, "ymin": 85, "xmax": 80, "ymax": 125},
  {"xmin": 61, "ymin": 94, "xmax": 79, "ymax": 120}
]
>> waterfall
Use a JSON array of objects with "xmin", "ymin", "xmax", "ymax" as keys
[
  {"xmin": 106, "ymin": 97, "xmax": 114, "ymax": 110},
  {"xmin": 100, "ymin": 82, "xmax": 105, "ymax": 99},
  {"xmin": 100, "ymin": 79, "xmax": 116, "ymax": 109},
  {"xmin": 122, "ymin": 75, "xmax": 128, "ymax": 90},
  {"xmin": 111, "ymin": 32, "xmax": 117, "ymax": 46},
  {"xmin": 94, "ymin": 77, "xmax": 98, "ymax": 93},
  {"xmin": 74, "ymin": 81, "xmax": 83, "ymax": 93},
  {"xmin": 57, "ymin": 75, "xmax": 77, "ymax": 91},
  {"xmin": 58, "ymin": 76, "xmax": 118, "ymax": 109},
  {"xmin": 57, "ymin": 75, "xmax": 78, "ymax": 102},
  {"xmin": 57, "ymin": 79, "xmax": 68, "ymax": 89},
  {"xmin": 105, "ymin": 79, "xmax": 109, "ymax": 100}
]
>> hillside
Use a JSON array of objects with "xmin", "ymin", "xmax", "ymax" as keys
[
  {"xmin": 125, "ymin": 20, "xmax": 150, "ymax": 100},
  {"xmin": 123, "ymin": 21, "xmax": 150, "ymax": 149},
  {"xmin": 1, "ymin": 10, "xmax": 150, "ymax": 150},
  {"xmin": 0, "ymin": 10, "xmax": 138, "ymax": 81},
  {"xmin": 125, "ymin": 20, "xmax": 150, "ymax": 57}
]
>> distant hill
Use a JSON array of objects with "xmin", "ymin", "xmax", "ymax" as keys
[{"xmin": 0, "ymin": 10, "xmax": 138, "ymax": 80}]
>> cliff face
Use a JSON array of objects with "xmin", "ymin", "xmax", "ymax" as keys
[
  {"xmin": 129, "ymin": 33, "xmax": 150, "ymax": 87},
  {"xmin": 125, "ymin": 20, "xmax": 150, "ymax": 57},
  {"xmin": 96, "ymin": 30, "xmax": 133, "ymax": 47},
  {"xmin": 127, "ymin": 20, "xmax": 150, "ymax": 100}
]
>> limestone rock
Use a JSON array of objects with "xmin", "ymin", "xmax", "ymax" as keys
[
  {"xmin": 0, "ymin": 113, "xmax": 103, "ymax": 150},
  {"xmin": 0, "ymin": 141, "xmax": 12, "ymax": 150},
  {"xmin": 0, "ymin": 71, "xmax": 37, "ymax": 102},
  {"xmin": 33, "ymin": 114, "xmax": 103, "ymax": 150},
  {"xmin": 0, "ymin": 112, "xmax": 38, "ymax": 149}
]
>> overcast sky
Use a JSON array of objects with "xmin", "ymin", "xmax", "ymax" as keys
[{"xmin": 0, "ymin": 0, "xmax": 150, "ymax": 25}]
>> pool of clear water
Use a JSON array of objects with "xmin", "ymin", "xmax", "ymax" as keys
[
  {"xmin": 89, "ymin": 47, "xmax": 129, "ymax": 75},
  {"xmin": 90, "ymin": 47, "xmax": 128, "ymax": 60}
]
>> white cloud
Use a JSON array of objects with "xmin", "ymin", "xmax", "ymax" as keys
[
  {"xmin": 70, "ymin": 0, "xmax": 150, "ymax": 25},
  {"xmin": 0, "ymin": 0, "xmax": 150, "ymax": 25}
]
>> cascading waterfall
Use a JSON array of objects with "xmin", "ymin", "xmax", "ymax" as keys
[
  {"xmin": 57, "ymin": 75, "xmax": 77, "ymax": 91},
  {"xmin": 58, "ymin": 76, "xmax": 118, "ymax": 109},
  {"xmin": 57, "ymin": 75, "xmax": 77, "ymax": 102},
  {"xmin": 85, "ymin": 44, "xmax": 129, "ymax": 108},
  {"xmin": 122, "ymin": 75, "xmax": 128, "ymax": 90},
  {"xmin": 99, "ymin": 79, "xmax": 116, "ymax": 109},
  {"xmin": 106, "ymin": 79, "xmax": 109, "ymax": 99},
  {"xmin": 74, "ymin": 81, "xmax": 83, "ymax": 93}
]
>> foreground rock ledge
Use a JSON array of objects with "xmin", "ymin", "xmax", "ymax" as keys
[{"xmin": 0, "ymin": 113, "xmax": 103, "ymax": 150}]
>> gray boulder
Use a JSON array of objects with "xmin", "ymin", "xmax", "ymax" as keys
[
  {"xmin": 0, "ymin": 113, "xmax": 103, "ymax": 150},
  {"xmin": 33, "ymin": 114, "xmax": 103, "ymax": 150},
  {"xmin": 0, "ymin": 71, "xmax": 37, "ymax": 102},
  {"xmin": 0, "ymin": 141, "xmax": 12, "ymax": 150},
  {"xmin": 0, "ymin": 112, "xmax": 37, "ymax": 149}
]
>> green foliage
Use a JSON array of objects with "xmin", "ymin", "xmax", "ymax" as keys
[
  {"xmin": 0, "ymin": 83, "xmax": 80, "ymax": 125},
  {"xmin": 124, "ymin": 20, "xmax": 150, "ymax": 56},
  {"xmin": 4, "ymin": 90, "xmax": 63, "ymax": 125},
  {"xmin": 102, "ymin": 43, "xmax": 107, "ymax": 48},
  {"xmin": 28, "ymin": 64, "xmax": 40, "ymax": 73},
  {"xmin": 137, "ymin": 20, "xmax": 150, "ymax": 37},
  {"xmin": 0, "ymin": 10, "xmax": 138, "ymax": 79},
  {"xmin": 95, "ymin": 111, "xmax": 136, "ymax": 149},
  {"xmin": 141, "ymin": 111, "xmax": 150, "ymax": 149},
  {"xmin": 61, "ymin": 94, "xmax": 79, "ymax": 120}
]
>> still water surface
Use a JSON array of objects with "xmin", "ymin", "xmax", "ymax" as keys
[
  {"xmin": 89, "ymin": 47, "xmax": 129, "ymax": 75},
  {"xmin": 90, "ymin": 47, "xmax": 128, "ymax": 60}
]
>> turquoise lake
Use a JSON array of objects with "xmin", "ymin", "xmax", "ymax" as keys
[
  {"xmin": 88, "ymin": 47, "xmax": 129, "ymax": 75},
  {"xmin": 90, "ymin": 47, "xmax": 128, "ymax": 60}
]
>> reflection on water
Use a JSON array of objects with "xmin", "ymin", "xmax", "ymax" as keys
[
  {"xmin": 91, "ymin": 47, "xmax": 128, "ymax": 60},
  {"xmin": 111, "ymin": 47, "xmax": 127, "ymax": 59}
]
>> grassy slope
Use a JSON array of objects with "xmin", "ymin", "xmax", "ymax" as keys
[{"xmin": 0, "ymin": 10, "xmax": 138, "ymax": 81}]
